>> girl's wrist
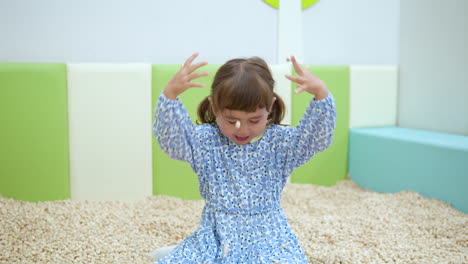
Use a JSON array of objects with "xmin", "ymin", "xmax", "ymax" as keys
[
  {"xmin": 163, "ymin": 89, "xmax": 178, "ymax": 100},
  {"xmin": 314, "ymin": 90, "xmax": 329, "ymax": 100}
]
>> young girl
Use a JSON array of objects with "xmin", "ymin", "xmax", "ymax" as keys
[{"xmin": 152, "ymin": 53, "xmax": 336, "ymax": 263}]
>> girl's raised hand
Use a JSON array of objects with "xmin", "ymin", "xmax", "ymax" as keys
[
  {"xmin": 164, "ymin": 53, "xmax": 210, "ymax": 100},
  {"xmin": 285, "ymin": 56, "xmax": 329, "ymax": 100}
]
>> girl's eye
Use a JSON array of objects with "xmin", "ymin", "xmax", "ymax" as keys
[
  {"xmin": 250, "ymin": 120, "xmax": 260, "ymax": 124},
  {"xmin": 228, "ymin": 121, "xmax": 236, "ymax": 125}
]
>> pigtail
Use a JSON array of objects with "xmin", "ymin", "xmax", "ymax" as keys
[
  {"xmin": 268, "ymin": 92, "xmax": 286, "ymax": 125},
  {"xmin": 197, "ymin": 96, "xmax": 216, "ymax": 125}
]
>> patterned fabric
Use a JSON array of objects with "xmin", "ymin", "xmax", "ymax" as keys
[{"xmin": 153, "ymin": 91, "xmax": 336, "ymax": 263}]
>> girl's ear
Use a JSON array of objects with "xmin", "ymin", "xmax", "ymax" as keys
[{"xmin": 269, "ymin": 97, "xmax": 277, "ymax": 112}]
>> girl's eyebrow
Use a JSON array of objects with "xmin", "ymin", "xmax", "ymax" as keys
[
  {"xmin": 224, "ymin": 114, "xmax": 264, "ymax": 120},
  {"xmin": 223, "ymin": 115, "xmax": 236, "ymax": 120}
]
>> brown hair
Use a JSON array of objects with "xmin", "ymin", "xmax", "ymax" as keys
[{"xmin": 197, "ymin": 57, "xmax": 285, "ymax": 125}]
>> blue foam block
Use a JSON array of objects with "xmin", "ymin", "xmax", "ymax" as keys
[{"xmin": 349, "ymin": 127, "xmax": 468, "ymax": 212}]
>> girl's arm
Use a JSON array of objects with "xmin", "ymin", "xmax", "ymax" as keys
[
  {"xmin": 153, "ymin": 53, "xmax": 210, "ymax": 166},
  {"xmin": 153, "ymin": 92, "xmax": 196, "ymax": 164},
  {"xmin": 280, "ymin": 56, "xmax": 337, "ymax": 175}
]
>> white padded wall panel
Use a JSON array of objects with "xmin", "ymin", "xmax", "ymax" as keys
[
  {"xmin": 67, "ymin": 64, "xmax": 152, "ymax": 201},
  {"xmin": 350, "ymin": 66, "xmax": 398, "ymax": 128},
  {"xmin": 270, "ymin": 64, "xmax": 292, "ymax": 125}
]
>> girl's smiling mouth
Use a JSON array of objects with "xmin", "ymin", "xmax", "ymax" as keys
[{"xmin": 234, "ymin": 135, "xmax": 250, "ymax": 143}]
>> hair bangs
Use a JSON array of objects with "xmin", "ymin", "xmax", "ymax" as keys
[
  {"xmin": 214, "ymin": 71, "xmax": 273, "ymax": 112},
  {"xmin": 198, "ymin": 56, "xmax": 285, "ymax": 125}
]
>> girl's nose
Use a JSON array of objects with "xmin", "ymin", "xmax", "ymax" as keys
[
  {"xmin": 235, "ymin": 120, "xmax": 241, "ymax": 129},
  {"xmin": 237, "ymin": 123, "xmax": 249, "ymax": 135}
]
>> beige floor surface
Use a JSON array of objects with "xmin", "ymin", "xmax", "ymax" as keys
[{"xmin": 1, "ymin": 180, "xmax": 466, "ymax": 263}]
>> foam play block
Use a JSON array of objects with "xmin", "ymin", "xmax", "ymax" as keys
[
  {"xmin": 349, "ymin": 66, "xmax": 398, "ymax": 128},
  {"xmin": 291, "ymin": 66, "xmax": 350, "ymax": 186},
  {"xmin": 0, "ymin": 63, "xmax": 70, "ymax": 201},
  {"xmin": 67, "ymin": 64, "xmax": 153, "ymax": 201},
  {"xmin": 349, "ymin": 127, "xmax": 468, "ymax": 212}
]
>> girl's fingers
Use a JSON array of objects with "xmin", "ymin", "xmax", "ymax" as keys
[
  {"xmin": 295, "ymin": 83, "xmax": 310, "ymax": 94},
  {"xmin": 189, "ymin": 61, "xmax": 208, "ymax": 73},
  {"xmin": 183, "ymin": 52, "xmax": 199, "ymax": 68},
  {"xmin": 190, "ymin": 82, "xmax": 206, "ymax": 88},
  {"xmin": 285, "ymin": 74, "xmax": 305, "ymax": 84},
  {"xmin": 295, "ymin": 87, "xmax": 306, "ymax": 94},
  {"xmin": 289, "ymin": 56, "xmax": 304, "ymax": 76},
  {"xmin": 188, "ymin": 71, "xmax": 210, "ymax": 82}
]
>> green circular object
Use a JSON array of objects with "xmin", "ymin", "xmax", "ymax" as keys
[
  {"xmin": 263, "ymin": 0, "xmax": 279, "ymax": 9},
  {"xmin": 263, "ymin": 0, "xmax": 319, "ymax": 9},
  {"xmin": 302, "ymin": 0, "xmax": 319, "ymax": 9}
]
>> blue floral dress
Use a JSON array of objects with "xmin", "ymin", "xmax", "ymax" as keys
[{"xmin": 153, "ymin": 91, "xmax": 336, "ymax": 263}]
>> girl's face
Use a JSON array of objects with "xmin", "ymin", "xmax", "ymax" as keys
[{"xmin": 216, "ymin": 107, "xmax": 270, "ymax": 145}]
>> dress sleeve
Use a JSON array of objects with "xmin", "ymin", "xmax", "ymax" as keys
[
  {"xmin": 153, "ymin": 91, "xmax": 197, "ymax": 168},
  {"xmin": 280, "ymin": 92, "xmax": 336, "ymax": 176}
]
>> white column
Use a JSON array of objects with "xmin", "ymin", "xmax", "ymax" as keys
[
  {"xmin": 277, "ymin": 0, "xmax": 304, "ymax": 63},
  {"xmin": 275, "ymin": 0, "xmax": 303, "ymax": 127},
  {"xmin": 270, "ymin": 64, "xmax": 292, "ymax": 125}
]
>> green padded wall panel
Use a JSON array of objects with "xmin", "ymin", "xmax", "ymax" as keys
[
  {"xmin": 152, "ymin": 64, "xmax": 220, "ymax": 199},
  {"xmin": 291, "ymin": 66, "xmax": 350, "ymax": 185},
  {"xmin": 0, "ymin": 63, "xmax": 70, "ymax": 201}
]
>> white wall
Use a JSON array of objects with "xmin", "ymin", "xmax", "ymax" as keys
[
  {"xmin": 399, "ymin": 0, "xmax": 468, "ymax": 135},
  {"xmin": 302, "ymin": 0, "xmax": 400, "ymax": 65},
  {"xmin": 0, "ymin": 0, "xmax": 277, "ymax": 64},
  {"xmin": 0, "ymin": 0, "xmax": 399, "ymax": 65}
]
